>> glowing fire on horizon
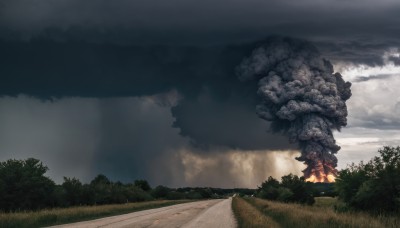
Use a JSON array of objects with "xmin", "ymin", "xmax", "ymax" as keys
[
  {"xmin": 305, "ymin": 173, "xmax": 336, "ymax": 183},
  {"xmin": 304, "ymin": 160, "xmax": 337, "ymax": 183}
]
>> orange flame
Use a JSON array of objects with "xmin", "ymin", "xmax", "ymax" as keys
[
  {"xmin": 305, "ymin": 173, "xmax": 336, "ymax": 183},
  {"xmin": 304, "ymin": 160, "xmax": 337, "ymax": 183}
]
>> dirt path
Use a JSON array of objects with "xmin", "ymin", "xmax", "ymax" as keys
[{"xmin": 50, "ymin": 198, "xmax": 236, "ymax": 228}]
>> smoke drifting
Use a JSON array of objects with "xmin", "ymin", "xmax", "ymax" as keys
[{"xmin": 237, "ymin": 37, "xmax": 352, "ymax": 182}]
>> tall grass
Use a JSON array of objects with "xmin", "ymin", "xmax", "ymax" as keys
[
  {"xmin": 0, "ymin": 200, "xmax": 190, "ymax": 228},
  {"xmin": 314, "ymin": 197, "xmax": 337, "ymax": 208},
  {"xmin": 245, "ymin": 197, "xmax": 400, "ymax": 228},
  {"xmin": 232, "ymin": 197, "xmax": 280, "ymax": 228}
]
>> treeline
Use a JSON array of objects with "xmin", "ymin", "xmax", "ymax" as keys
[
  {"xmin": 255, "ymin": 146, "xmax": 400, "ymax": 213},
  {"xmin": 0, "ymin": 158, "xmax": 254, "ymax": 212},
  {"xmin": 0, "ymin": 158, "xmax": 155, "ymax": 211},
  {"xmin": 335, "ymin": 146, "xmax": 400, "ymax": 213},
  {"xmin": 2, "ymin": 146, "xmax": 398, "ymax": 213},
  {"xmin": 256, "ymin": 174, "xmax": 315, "ymax": 205}
]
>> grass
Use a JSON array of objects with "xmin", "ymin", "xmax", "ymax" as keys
[
  {"xmin": 314, "ymin": 197, "xmax": 338, "ymax": 208},
  {"xmin": 242, "ymin": 197, "xmax": 400, "ymax": 228},
  {"xmin": 0, "ymin": 200, "xmax": 191, "ymax": 228},
  {"xmin": 232, "ymin": 197, "xmax": 280, "ymax": 228}
]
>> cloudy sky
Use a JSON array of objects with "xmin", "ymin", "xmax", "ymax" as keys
[{"xmin": 0, "ymin": 0, "xmax": 399, "ymax": 188}]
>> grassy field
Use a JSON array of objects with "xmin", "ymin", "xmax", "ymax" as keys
[
  {"xmin": 232, "ymin": 197, "xmax": 400, "ymax": 228},
  {"xmin": 0, "ymin": 200, "xmax": 191, "ymax": 228},
  {"xmin": 232, "ymin": 197, "xmax": 280, "ymax": 228}
]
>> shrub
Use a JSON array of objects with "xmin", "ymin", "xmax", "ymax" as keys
[
  {"xmin": 134, "ymin": 180, "xmax": 151, "ymax": 192},
  {"xmin": 336, "ymin": 146, "xmax": 400, "ymax": 212},
  {"xmin": 0, "ymin": 158, "xmax": 55, "ymax": 211},
  {"xmin": 257, "ymin": 174, "xmax": 314, "ymax": 205},
  {"xmin": 151, "ymin": 185, "xmax": 171, "ymax": 199}
]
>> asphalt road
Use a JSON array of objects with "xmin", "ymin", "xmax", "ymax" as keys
[{"xmin": 51, "ymin": 198, "xmax": 237, "ymax": 228}]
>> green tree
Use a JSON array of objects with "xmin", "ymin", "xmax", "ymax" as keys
[
  {"xmin": 276, "ymin": 187, "xmax": 294, "ymax": 202},
  {"xmin": 336, "ymin": 146, "xmax": 400, "ymax": 212},
  {"xmin": 257, "ymin": 174, "xmax": 314, "ymax": 205},
  {"xmin": 151, "ymin": 185, "xmax": 171, "ymax": 198},
  {"xmin": 62, "ymin": 177, "xmax": 83, "ymax": 206},
  {"xmin": 0, "ymin": 158, "xmax": 55, "ymax": 211},
  {"xmin": 90, "ymin": 174, "xmax": 112, "ymax": 205},
  {"xmin": 134, "ymin": 179, "xmax": 151, "ymax": 191},
  {"xmin": 257, "ymin": 176, "xmax": 280, "ymax": 200},
  {"xmin": 281, "ymin": 174, "xmax": 314, "ymax": 205},
  {"xmin": 335, "ymin": 163, "xmax": 368, "ymax": 203},
  {"xmin": 124, "ymin": 184, "xmax": 153, "ymax": 202}
]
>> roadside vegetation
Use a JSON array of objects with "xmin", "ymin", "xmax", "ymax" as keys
[
  {"xmin": 2, "ymin": 146, "xmax": 399, "ymax": 227},
  {"xmin": 233, "ymin": 146, "xmax": 400, "ymax": 227},
  {"xmin": 0, "ymin": 157, "xmax": 253, "ymax": 227},
  {"xmin": 232, "ymin": 197, "xmax": 400, "ymax": 228},
  {"xmin": 232, "ymin": 197, "xmax": 280, "ymax": 228},
  {"xmin": 256, "ymin": 174, "xmax": 315, "ymax": 205},
  {"xmin": 0, "ymin": 200, "xmax": 189, "ymax": 228},
  {"xmin": 0, "ymin": 158, "xmax": 251, "ymax": 213},
  {"xmin": 335, "ymin": 146, "xmax": 400, "ymax": 212}
]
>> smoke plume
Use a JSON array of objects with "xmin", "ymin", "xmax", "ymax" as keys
[{"xmin": 237, "ymin": 37, "xmax": 352, "ymax": 182}]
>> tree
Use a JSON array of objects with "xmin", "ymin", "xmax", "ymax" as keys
[
  {"xmin": 124, "ymin": 184, "xmax": 153, "ymax": 202},
  {"xmin": 90, "ymin": 174, "xmax": 112, "ymax": 205},
  {"xmin": 0, "ymin": 158, "xmax": 55, "ymax": 211},
  {"xmin": 151, "ymin": 185, "xmax": 171, "ymax": 198},
  {"xmin": 257, "ymin": 176, "xmax": 280, "ymax": 200},
  {"xmin": 134, "ymin": 179, "xmax": 151, "ymax": 191},
  {"xmin": 257, "ymin": 175, "xmax": 314, "ymax": 205},
  {"xmin": 280, "ymin": 174, "xmax": 314, "ymax": 205},
  {"xmin": 62, "ymin": 177, "xmax": 83, "ymax": 206},
  {"xmin": 336, "ymin": 146, "xmax": 400, "ymax": 212}
]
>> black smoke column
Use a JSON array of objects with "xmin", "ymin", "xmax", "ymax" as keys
[{"xmin": 237, "ymin": 37, "xmax": 352, "ymax": 182}]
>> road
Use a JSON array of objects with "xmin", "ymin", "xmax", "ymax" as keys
[{"xmin": 51, "ymin": 198, "xmax": 237, "ymax": 228}]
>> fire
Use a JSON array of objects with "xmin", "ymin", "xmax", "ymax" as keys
[
  {"xmin": 327, "ymin": 174, "xmax": 336, "ymax": 182},
  {"xmin": 304, "ymin": 160, "xmax": 337, "ymax": 183},
  {"xmin": 305, "ymin": 172, "xmax": 336, "ymax": 183},
  {"xmin": 306, "ymin": 173, "xmax": 336, "ymax": 183}
]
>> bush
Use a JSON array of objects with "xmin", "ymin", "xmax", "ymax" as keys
[
  {"xmin": 335, "ymin": 146, "xmax": 400, "ymax": 212},
  {"xmin": 0, "ymin": 158, "xmax": 56, "ymax": 211},
  {"xmin": 257, "ymin": 177, "xmax": 280, "ymax": 200},
  {"xmin": 277, "ymin": 187, "xmax": 294, "ymax": 202},
  {"xmin": 0, "ymin": 157, "xmax": 158, "ymax": 211},
  {"xmin": 257, "ymin": 174, "xmax": 314, "ymax": 205},
  {"xmin": 281, "ymin": 174, "xmax": 315, "ymax": 205},
  {"xmin": 166, "ymin": 191, "xmax": 186, "ymax": 200},
  {"xmin": 151, "ymin": 185, "xmax": 171, "ymax": 199},
  {"xmin": 62, "ymin": 177, "xmax": 83, "ymax": 206},
  {"xmin": 186, "ymin": 191, "xmax": 203, "ymax": 200},
  {"xmin": 134, "ymin": 180, "xmax": 151, "ymax": 192},
  {"xmin": 124, "ymin": 185, "xmax": 153, "ymax": 202}
]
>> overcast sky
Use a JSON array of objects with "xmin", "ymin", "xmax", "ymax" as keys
[{"xmin": 0, "ymin": 0, "xmax": 399, "ymax": 188}]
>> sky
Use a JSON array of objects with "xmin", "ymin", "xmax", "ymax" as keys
[{"xmin": 0, "ymin": 0, "xmax": 400, "ymax": 188}]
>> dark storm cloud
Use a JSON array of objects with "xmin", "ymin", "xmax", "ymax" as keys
[
  {"xmin": 1, "ymin": 0, "xmax": 400, "ymax": 185},
  {"xmin": 0, "ymin": 37, "xmax": 296, "ymax": 150},
  {"xmin": 0, "ymin": 41, "xmax": 209, "ymax": 97},
  {"xmin": 315, "ymin": 40, "xmax": 393, "ymax": 67},
  {"xmin": 0, "ymin": 95, "xmax": 297, "ymax": 187},
  {"xmin": 1, "ymin": 0, "xmax": 400, "ymax": 46},
  {"xmin": 93, "ymin": 97, "xmax": 187, "ymax": 183},
  {"xmin": 1, "ymin": 0, "xmax": 399, "ymax": 69},
  {"xmin": 353, "ymin": 74, "xmax": 394, "ymax": 82},
  {"xmin": 0, "ymin": 96, "xmax": 102, "ymax": 182},
  {"xmin": 171, "ymin": 89, "xmax": 293, "ymax": 150},
  {"xmin": 0, "ymin": 95, "xmax": 187, "ymax": 184},
  {"xmin": 1, "ymin": 0, "xmax": 398, "ymax": 150}
]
